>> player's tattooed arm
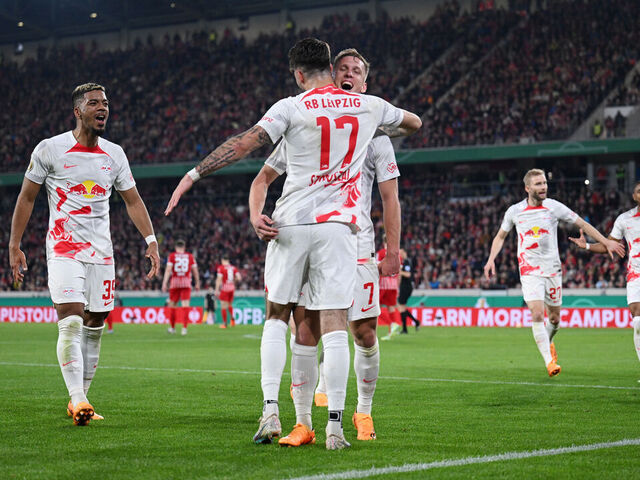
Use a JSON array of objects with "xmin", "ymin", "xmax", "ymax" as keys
[
  {"xmin": 196, "ymin": 126, "xmax": 273, "ymax": 178},
  {"xmin": 375, "ymin": 125, "xmax": 413, "ymax": 138}
]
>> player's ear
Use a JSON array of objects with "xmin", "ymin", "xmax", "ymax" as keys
[{"xmin": 361, "ymin": 82, "xmax": 367, "ymax": 94}]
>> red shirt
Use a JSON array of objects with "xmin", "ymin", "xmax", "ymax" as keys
[
  {"xmin": 217, "ymin": 264, "xmax": 238, "ymax": 292},
  {"xmin": 168, "ymin": 252, "xmax": 195, "ymax": 289},
  {"xmin": 376, "ymin": 248, "xmax": 399, "ymax": 291}
]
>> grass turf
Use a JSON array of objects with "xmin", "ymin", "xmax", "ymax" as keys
[{"xmin": 0, "ymin": 323, "xmax": 638, "ymax": 479}]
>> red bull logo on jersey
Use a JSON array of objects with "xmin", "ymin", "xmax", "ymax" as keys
[
  {"xmin": 66, "ymin": 180, "xmax": 109, "ymax": 199},
  {"xmin": 523, "ymin": 226, "xmax": 549, "ymax": 239}
]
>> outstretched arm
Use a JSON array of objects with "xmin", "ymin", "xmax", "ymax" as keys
[
  {"xmin": 483, "ymin": 229, "xmax": 509, "ymax": 280},
  {"xmin": 573, "ymin": 217, "xmax": 625, "ymax": 259},
  {"xmin": 378, "ymin": 178, "xmax": 401, "ymax": 276},
  {"xmin": 249, "ymin": 164, "xmax": 281, "ymax": 242},
  {"xmin": 119, "ymin": 186, "xmax": 160, "ymax": 279},
  {"xmin": 9, "ymin": 178, "xmax": 41, "ymax": 284},
  {"xmin": 165, "ymin": 125, "xmax": 273, "ymax": 215},
  {"xmin": 569, "ymin": 229, "xmax": 624, "ymax": 255},
  {"xmin": 376, "ymin": 109, "xmax": 422, "ymax": 138}
]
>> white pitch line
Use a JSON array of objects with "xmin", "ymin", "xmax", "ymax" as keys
[
  {"xmin": 285, "ymin": 438, "xmax": 640, "ymax": 480},
  {"xmin": 0, "ymin": 362, "xmax": 638, "ymax": 390}
]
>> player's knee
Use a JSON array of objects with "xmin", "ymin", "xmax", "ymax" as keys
[
  {"xmin": 531, "ymin": 311, "xmax": 545, "ymax": 323},
  {"xmin": 85, "ymin": 311, "xmax": 109, "ymax": 328}
]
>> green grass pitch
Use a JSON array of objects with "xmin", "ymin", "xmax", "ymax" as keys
[{"xmin": 0, "ymin": 323, "xmax": 638, "ymax": 479}]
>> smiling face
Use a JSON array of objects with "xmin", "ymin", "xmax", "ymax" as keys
[
  {"xmin": 75, "ymin": 89, "xmax": 109, "ymax": 136},
  {"xmin": 333, "ymin": 55, "xmax": 367, "ymax": 93}
]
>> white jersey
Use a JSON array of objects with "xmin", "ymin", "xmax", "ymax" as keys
[
  {"xmin": 25, "ymin": 131, "xmax": 136, "ymax": 265},
  {"xmin": 500, "ymin": 198, "xmax": 578, "ymax": 278},
  {"xmin": 257, "ymin": 84, "xmax": 403, "ymax": 230},
  {"xmin": 610, "ymin": 206, "xmax": 640, "ymax": 283},
  {"xmin": 266, "ymin": 136, "xmax": 400, "ymax": 259}
]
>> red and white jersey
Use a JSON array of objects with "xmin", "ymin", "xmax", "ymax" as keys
[
  {"xmin": 257, "ymin": 85, "xmax": 403, "ymax": 230},
  {"xmin": 25, "ymin": 131, "xmax": 135, "ymax": 264},
  {"xmin": 500, "ymin": 198, "xmax": 578, "ymax": 278},
  {"xmin": 217, "ymin": 264, "xmax": 238, "ymax": 292},
  {"xmin": 610, "ymin": 206, "xmax": 640, "ymax": 282},
  {"xmin": 266, "ymin": 136, "xmax": 400, "ymax": 260},
  {"xmin": 167, "ymin": 251, "xmax": 195, "ymax": 289},
  {"xmin": 376, "ymin": 248, "xmax": 400, "ymax": 290}
]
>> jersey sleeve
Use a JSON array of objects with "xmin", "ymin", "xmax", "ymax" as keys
[
  {"xmin": 24, "ymin": 140, "xmax": 50, "ymax": 185},
  {"xmin": 610, "ymin": 214, "xmax": 624, "ymax": 240},
  {"xmin": 256, "ymin": 98, "xmax": 292, "ymax": 144},
  {"xmin": 373, "ymin": 136, "xmax": 400, "ymax": 183},
  {"xmin": 550, "ymin": 200, "xmax": 578, "ymax": 224},
  {"xmin": 265, "ymin": 141, "xmax": 288, "ymax": 175},
  {"xmin": 189, "ymin": 254, "xmax": 195, "ymax": 268},
  {"xmin": 375, "ymin": 97, "xmax": 404, "ymax": 128},
  {"xmin": 500, "ymin": 206, "xmax": 516, "ymax": 232},
  {"xmin": 167, "ymin": 252, "xmax": 175, "ymax": 265},
  {"xmin": 113, "ymin": 146, "xmax": 136, "ymax": 192}
]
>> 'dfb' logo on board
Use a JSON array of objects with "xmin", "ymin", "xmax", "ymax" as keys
[
  {"xmin": 523, "ymin": 226, "xmax": 549, "ymax": 239},
  {"xmin": 66, "ymin": 180, "xmax": 108, "ymax": 199}
]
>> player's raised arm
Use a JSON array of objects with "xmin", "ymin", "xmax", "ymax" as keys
[
  {"xmin": 573, "ymin": 217, "xmax": 625, "ymax": 259},
  {"xmin": 484, "ymin": 229, "xmax": 509, "ymax": 280},
  {"xmin": 569, "ymin": 228, "xmax": 625, "ymax": 255},
  {"xmin": 378, "ymin": 178, "xmax": 401, "ymax": 276},
  {"xmin": 249, "ymin": 164, "xmax": 281, "ymax": 242},
  {"xmin": 9, "ymin": 178, "xmax": 42, "ymax": 284},
  {"xmin": 376, "ymin": 109, "xmax": 422, "ymax": 138},
  {"xmin": 118, "ymin": 186, "xmax": 160, "ymax": 279},
  {"xmin": 165, "ymin": 125, "xmax": 274, "ymax": 216}
]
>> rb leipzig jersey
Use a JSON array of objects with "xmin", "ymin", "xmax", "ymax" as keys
[
  {"xmin": 168, "ymin": 252, "xmax": 195, "ymax": 289},
  {"xmin": 257, "ymin": 85, "xmax": 403, "ymax": 230},
  {"xmin": 25, "ymin": 131, "xmax": 136, "ymax": 264},
  {"xmin": 500, "ymin": 198, "xmax": 578, "ymax": 278},
  {"xmin": 266, "ymin": 135, "xmax": 400, "ymax": 260},
  {"xmin": 610, "ymin": 206, "xmax": 640, "ymax": 282},
  {"xmin": 217, "ymin": 264, "xmax": 238, "ymax": 292}
]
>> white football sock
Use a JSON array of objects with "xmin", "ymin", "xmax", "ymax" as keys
[
  {"xmin": 57, "ymin": 315, "xmax": 87, "ymax": 406},
  {"xmin": 546, "ymin": 321, "xmax": 559, "ymax": 342},
  {"xmin": 633, "ymin": 317, "xmax": 640, "ymax": 362},
  {"xmin": 315, "ymin": 350, "xmax": 326, "ymax": 395},
  {"xmin": 289, "ymin": 331, "xmax": 296, "ymax": 352},
  {"xmin": 81, "ymin": 325, "xmax": 104, "ymax": 396},
  {"xmin": 291, "ymin": 342, "xmax": 318, "ymax": 429},
  {"xmin": 260, "ymin": 319, "xmax": 288, "ymax": 405},
  {"xmin": 354, "ymin": 339, "xmax": 379, "ymax": 415},
  {"xmin": 532, "ymin": 321, "xmax": 552, "ymax": 365},
  {"xmin": 322, "ymin": 330, "xmax": 349, "ymax": 412}
]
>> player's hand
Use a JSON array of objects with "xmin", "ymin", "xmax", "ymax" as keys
[
  {"xmin": 378, "ymin": 253, "xmax": 400, "ymax": 277},
  {"xmin": 568, "ymin": 228, "xmax": 587, "ymax": 249},
  {"xmin": 483, "ymin": 261, "xmax": 495, "ymax": 280},
  {"xmin": 251, "ymin": 214, "xmax": 279, "ymax": 242},
  {"xmin": 161, "ymin": 284, "xmax": 167, "ymax": 293},
  {"xmin": 165, "ymin": 174, "xmax": 194, "ymax": 216},
  {"xmin": 195, "ymin": 283, "xmax": 201, "ymax": 291},
  {"xmin": 604, "ymin": 238, "xmax": 625, "ymax": 259},
  {"xmin": 145, "ymin": 242, "xmax": 160, "ymax": 279},
  {"xmin": 9, "ymin": 246, "xmax": 27, "ymax": 284}
]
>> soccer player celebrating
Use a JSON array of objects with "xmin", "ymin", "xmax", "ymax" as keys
[
  {"xmin": 484, "ymin": 169, "xmax": 623, "ymax": 377},
  {"xmin": 166, "ymin": 38, "xmax": 420, "ymax": 449},
  {"xmin": 569, "ymin": 180, "xmax": 640, "ymax": 368},
  {"xmin": 9, "ymin": 83, "xmax": 160, "ymax": 425},
  {"xmin": 215, "ymin": 255, "xmax": 241, "ymax": 328},
  {"xmin": 162, "ymin": 238, "xmax": 200, "ymax": 335},
  {"xmin": 250, "ymin": 48, "xmax": 402, "ymax": 444}
]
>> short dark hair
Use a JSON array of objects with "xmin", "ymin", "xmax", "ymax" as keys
[
  {"xmin": 72, "ymin": 83, "xmax": 105, "ymax": 108},
  {"xmin": 222, "ymin": 254, "xmax": 230, "ymax": 261},
  {"xmin": 333, "ymin": 48, "xmax": 370, "ymax": 79},
  {"xmin": 288, "ymin": 38, "xmax": 331, "ymax": 75},
  {"xmin": 175, "ymin": 239, "xmax": 186, "ymax": 248}
]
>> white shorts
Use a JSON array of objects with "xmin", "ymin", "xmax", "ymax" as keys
[
  {"xmin": 520, "ymin": 275, "xmax": 562, "ymax": 307},
  {"xmin": 265, "ymin": 223, "xmax": 356, "ymax": 310},
  {"xmin": 627, "ymin": 279, "xmax": 640, "ymax": 305},
  {"xmin": 297, "ymin": 262, "xmax": 380, "ymax": 322},
  {"xmin": 48, "ymin": 258, "xmax": 116, "ymax": 312}
]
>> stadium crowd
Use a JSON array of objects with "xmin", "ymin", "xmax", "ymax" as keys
[
  {"xmin": 1, "ymin": 168, "xmax": 634, "ymax": 293},
  {"xmin": 406, "ymin": 0, "xmax": 640, "ymax": 148}
]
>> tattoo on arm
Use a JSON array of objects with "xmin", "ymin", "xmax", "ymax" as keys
[
  {"xmin": 376, "ymin": 125, "xmax": 411, "ymax": 138},
  {"xmin": 195, "ymin": 126, "xmax": 273, "ymax": 178}
]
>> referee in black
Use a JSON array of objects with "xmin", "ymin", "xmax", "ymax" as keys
[{"xmin": 398, "ymin": 249, "xmax": 419, "ymax": 333}]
